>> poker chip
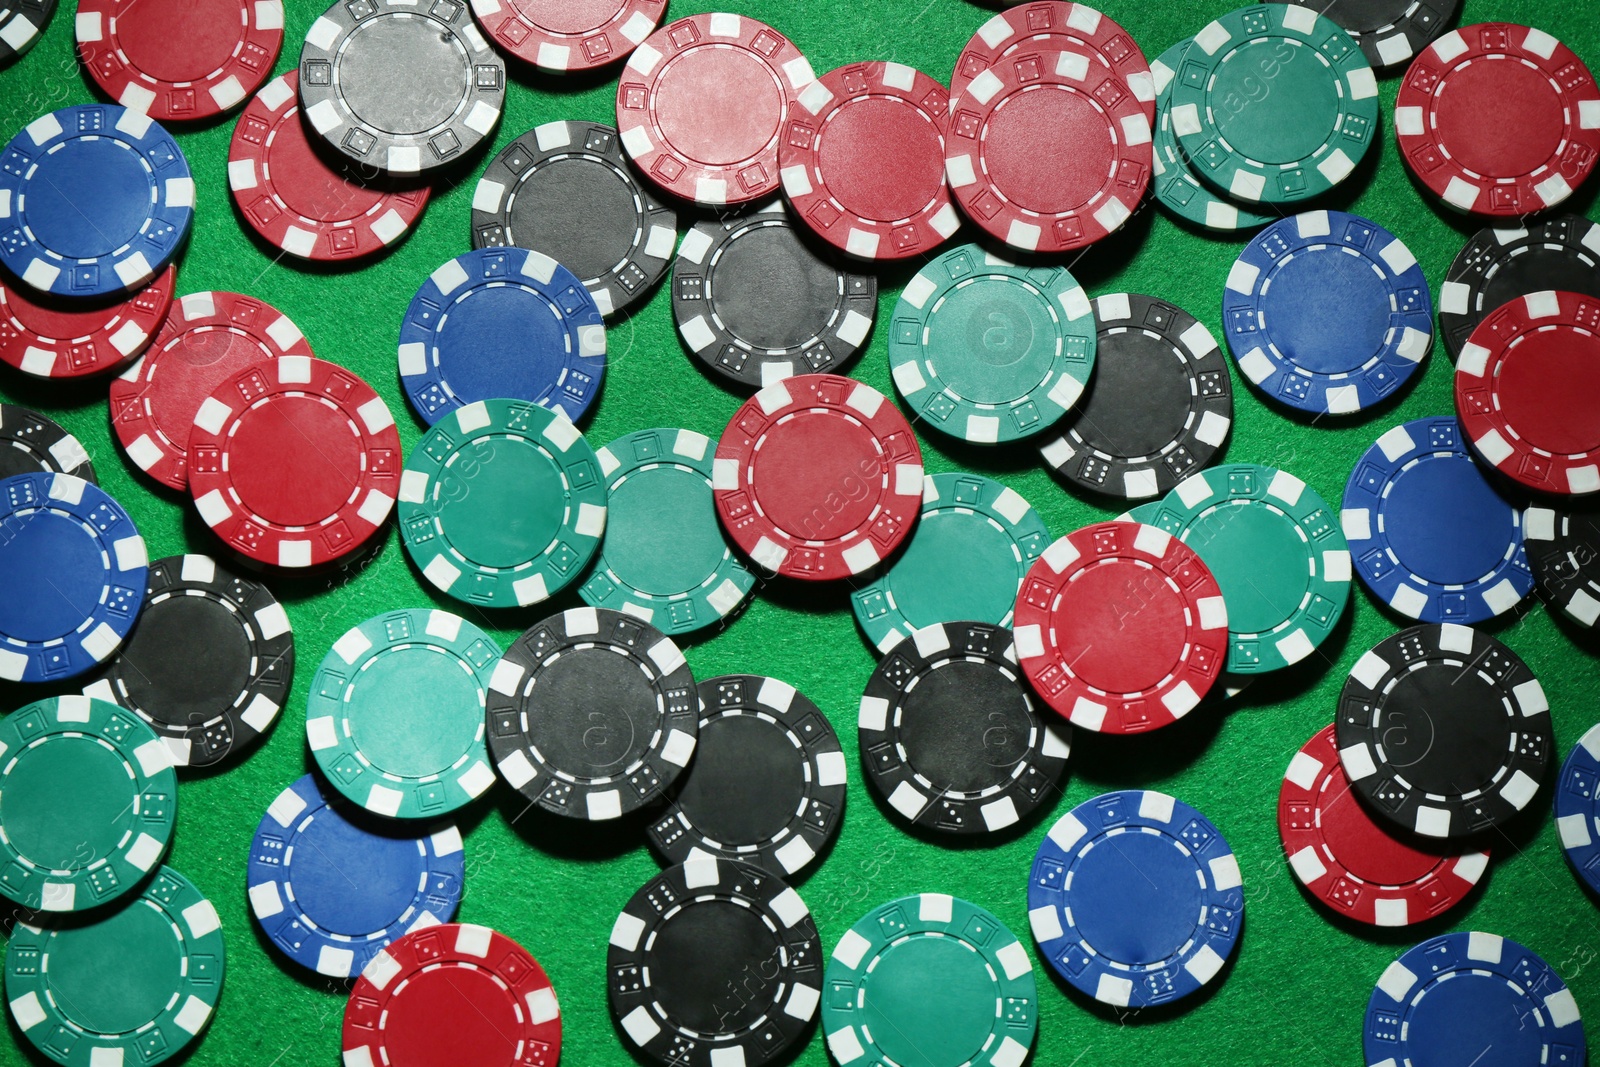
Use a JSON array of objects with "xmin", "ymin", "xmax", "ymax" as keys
[
  {"xmin": 110, "ymin": 291, "xmax": 315, "ymax": 491},
  {"xmin": 888, "ymin": 244, "xmax": 1097, "ymax": 443},
  {"xmin": 672, "ymin": 202, "xmax": 876, "ymax": 389},
  {"xmin": 0, "ymin": 405, "xmax": 95, "ymax": 483},
  {"xmin": 298, "ymin": 0, "xmax": 506, "ymax": 175},
  {"xmin": 83, "ymin": 554, "xmax": 293, "ymax": 769},
  {"xmin": 859, "ymin": 622, "xmax": 1070, "ymax": 834},
  {"xmin": 469, "ymin": 0, "xmax": 663, "ymax": 72},
  {"xmin": 713, "ymin": 373, "xmax": 923, "ymax": 581},
  {"xmin": 1395, "ymin": 23, "xmax": 1600, "ymax": 216},
  {"xmin": 1524, "ymin": 506, "xmax": 1600, "ymax": 626},
  {"xmin": 487, "ymin": 607, "xmax": 697, "ymax": 820},
  {"xmin": 1224, "ymin": 211, "xmax": 1433, "ymax": 415},
  {"xmin": 648, "ymin": 674, "xmax": 845, "ymax": 876},
  {"xmin": 342, "ymin": 923, "xmax": 561, "ymax": 1066},
  {"xmin": 851, "ymin": 473, "xmax": 1048, "ymax": 653},
  {"xmin": 823, "ymin": 894, "xmax": 1037, "ymax": 1067},
  {"xmin": 1040, "ymin": 292, "xmax": 1232, "ymax": 500},
  {"xmin": 0, "ymin": 696, "xmax": 175, "ymax": 912},
  {"xmin": 1337, "ymin": 623, "xmax": 1552, "ymax": 839},
  {"xmin": 1439, "ymin": 215, "xmax": 1600, "ymax": 359},
  {"xmin": 1013, "ymin": 521, "xmax": 1228, "ymax": 733},
  {"xmin": 0, "ymin": 0, "xmax": 55, "ymax": 59},
  {"xmin": 1270, "ymin": 0, "xmax": 1461, "ymax": 69},
  {"xmin": 308, "ymin": 610, "xmax": 499, "ymax": 820},
  {"xmin": 579, "ymin": 427, "xmax": 755, "ymax": 637},
  {"xmin": 0, "ymin": 473, "xmax": 147, "ymax": 684},
  {"xmin": 1279, "ymin": 724, "xmax": 1488, "ymax": 927},
  {"xmin": 470, "ymin": 120, "xmax": 676, "ymax": 317},
  {"xmin": 1342, "ymin": 416, "xmax": 1534, "ymax": 624},
  {"xmin": 1455, "ymin": 290, "xmax": 1600, "ymax": 496},
  {"xmin": 1171, "ymin": 5, "xmax": 1378, "ymax": 205},
  {"xmin": 5, "ymin": 865, "xmax": 223, "ymax": 1067},
  {"xmin": 398, "ymin": 399, "xmax": 606, "ymax": 608},
  {"xmin": 946, "ymin": 47, "xmax": 1152, "ymax": 253},
  {"xmin": 1028, "ymin": 789, "xmax": 1243, "ymax": 1008},
  {"xmin": 76, "ymin": 0, "xmax": 281, "ymax": 121},
  {"xmin": 248, "ymin": 774, "xmax": 464, "ymax": 977},
  {"xmin": 229, "ymin": 72, "xmax": 429, "ymax": 262},
  {"xmin": 187, "ymin": 356, "xmax": 400, "ymax": 569},
  {"xmin": 398, "ymin": 247, "xmax": 606, "ymax": 426},
  {"xmin": 1364, "ymin": 933, "xmax": 1586, "ymax": 1067},
  {"xmin": 778, "ymin": 61, "xmax": 959, "ymax": 261},
  {"xmin": 615, "ymin": 12, "xmax": 815, "ymax": 205},
  {"xmin": 1149, "ymin": 40, "xmax": 1274, "ymax": 233},
  {"xmin": 0, "ymin": 105, "xmax": 193, "ymax": 298},
  {"xmin": 1556, "ymin": 724, "xmax": 1600, "ymax": 896},
  {"xmin": 608, "ymin": 859, "xmax": 819, "ymax": 1067},
  {"xmin": 0, "ymin": 264, "xmax": 174, "ymax": 379}
]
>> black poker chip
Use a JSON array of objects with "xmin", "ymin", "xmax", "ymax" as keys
[
  {"xmin": 0, "ymin": 0, "xmax": 55, "ymax": 61},
  {"xmin": 82, "ymin": 554, "xmax": 294, "ymax": 768},
  {"xmin": 1336, "ymin": 623, "xmax": 1552, "ymax": 840},
  {"xmin": 1438, "ymin": 214, "xmax": 1600, "ymax": 360},
  {"xmin": 1039, "ymin": 293, "xmax": 1233, "ymax": 500},
  {"xmin": 607, "ymin": 859, "xmax": 821, "ymax": 1067},
  {"xmin": 1524, "ymin": 505, "xmax": 1600, "ymax": 627},
  {"xmin": 1268, "ymin": 0, "xmax": 1461, "ymax": 69},
  {"xmin": 0, "ymin": 403, "xmax": 95, "ymax": 483},
  {"xmin": 648, "ymin": 675, "xmax": 845, "ymax": 878},
  {"xmin": 859, "ymin": 621, "xmax": 1070, "ymax": 835},
  {"xmin": 671, "ymin": 202, "xmax": 877, "ymax": 389},
  {"xmin": 487, "ymin": 607, "xmax": 697, "ymax": 821},
  {"xmin": 470, "ymin": 121, "xmax": 678, "ymax": 319}
]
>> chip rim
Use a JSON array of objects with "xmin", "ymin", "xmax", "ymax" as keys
[
  {"xmin": 0, "ymin": 404, "xmax": 97, "ymax": 483},
  {"xmin": 0, "ymin": 265, "xmax": 173, "ymax": 380},
  {"xmin": 468, "ymin": 0, "xmax": 664, "ymax": 73}
]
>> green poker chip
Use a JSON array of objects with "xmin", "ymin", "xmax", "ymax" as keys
[
  {"xmin": 398, "ymin": 398, "xmax": 607, "ymax": 608},
  {"xmin": 1140, "ymin": 463, "xmax": 1350, "ymax": 674},
  {"xmin": 0, "ymin": 696, "xmax": 176, "ymax": 913},
  {"xmin": 307, "ymin": 609, "xmax": 501, "ymax": 819},
  {"xmin": 1169, "ymin": 5, "xmax": 1379, "ymax": 205},
  {"xmin": 851, "ymin": 472, "xmax": 1049, "ymax": 653},
  {"xmin": 823, "ymin": 893, "xmax": 1037, "ymax": 1067},
  {"xmin": 580, "ymin": 427, "xmax": 755, "ymax": 637},
  {"xmin": 888, "ymin": 243, "xmax": 1096, "ymax": 444}
]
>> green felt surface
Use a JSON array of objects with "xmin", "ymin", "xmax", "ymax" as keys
[{"xmin": 3, "ymin": 1, "xmax": 1600, "ymax": 1065}]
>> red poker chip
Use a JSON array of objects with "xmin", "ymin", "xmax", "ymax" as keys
[
  {"xmin": 946, "ymin": 47, "xmax": 1152, "ymax": 253},
  {"xmin": 1455, "ymin": 289, "xmax": 1600, "ymax": 496},
  {"xmin": 342, "ymin": 923, "xmax": 561, "ymax": 1066},
  {"xmin": 229, "ymin": 72, "xmax": 429, "ymax": 262},
  {"xmin": 470, "ymin": 0, "xmax": 664, "ymax": 72},
  {"xmin": 187, "ymin": 355, "xmax": 400, "ymax": 569},
  {"xmin": 0, "ymin": 264, "xmax": 174, "ymax": 379},
  {"xmin": 1013, "ymin": 520, "xmax": 1228, "ymax": 733},
  {"xmin": 616, "ymin": 12, "xmax": 815, "ymax": 206},
  {"xmin": 1279, "ymin": 724, "xmax": 1489, "ymax": 927},
  {"xmin": 779, "ymin": 61, "xmax": 960, "ymax": 261},
  {"xmin": 75, "ymin": 0, "xmax": 282, "ymax": 122},
  {"xmin": 1395, "ymin": 23, "xmax": 1600, "ymax": 217},
  {"xmin": 714, "ymin": 372, "xmax": 923, "ymax": 581},
  {"xmin": 110, "ymin": 291, "xmax": 314, "ymax": 491},
  {"xmin": 952, "ymin": 2, "xmax": 1155, "ymax": 122}
]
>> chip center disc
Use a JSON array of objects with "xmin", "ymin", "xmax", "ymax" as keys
[
  {"xmin": 925, "ymin": 277, "xmax": 1058, "ymax": 404},
  {"xmin": 338, "ymin": 16, "xmax": 469, "ymax": 136},
  {"xmin": 45, "ymin": 900, "xmax": 181, "ymax": 1034},
  {"xmin": 607, "ymin": 466, "xmax": 728, "ymax": 597},
  {"xmin": 1185, "ymin": 503, "xmax": 1307, "ymax": 635},
  {"xmin": 436, "ymin": 285, "xmax": 571, "ymax": 409},
  {"xmin": 674, "ymin": 714, "xmax": 803, "ymax": 844},
  {"xmin": 267, "ymin": 111, "xmax": 387, "ymax": 222},
  {"xmin": 230, "ymin": 395, "xmax": 361, "ymax": 526},
  {"xmin": 1052, "ymin": 560, "xmax": 1187, "ymax": 693},
  {"xmin": 1319, "ymin": 778, "xmax": 1442, "ymax": 885},
  {"xmin": 115, "ymin": 0, "xmax": 241, "ymax": 82},
  {"xmin": 26, "ymin": 139, "xmax": 152, "ymax": 259},
  {"xmin": 291, "ymin": 807, "xmax": 425, "ymax": 934},
  {"xmin": 1495, "ymin": 329, "xmax": 1600, "ymax": 454},
  {"xmin": 437, "ymin": 436, "xmax": 565, "ymax": 568},
  {"xmin": 1383, "ymin": 458, "xmax": 1515, "ymax": 584},
  {"xmin": 151, "ymin": 329, "xmax": 276, "ymax": 448},
  {"xmin": 1381, "ymin": 668, "xmax": 1509, "ymax": 796},
  {"xmin": 751, "ymin": 411, "xmax": 882, "ymax": 541},
  {"xmin": 1262, "ymin": 250, "xmax": 1390, "ymax": 374},
  {"xmin": 887, "ymin": 512, "xmax": 1021, "ymax": 625},
  {"xmin": 983, "ymin": 87, "xmax": 1113, "ymax": 214},
  {"xmin": 348, "ymin": 646, "xmax": 484, "ymax": 777},
  {"xmin": 1210, "ymin": 42, "xmax": 1338, "ymax": 165},
  {"xmin": 507, "ymin": 158, "xmax": 636, "ymax": 279},
  {"xmin": 899, "ymin": 661, "xmax": 1035, "ymax": 793},
  {"xmin": 514, "ymin": 0, "xmax": 626, "ymax": 34},
  {"xmin": 1436, "ymin": 61, "xmax": 1563, "ymax": 178},
  {"xmin": 2, "ymin": 737, "xmax": 132, "ymax": 868},
  {"xmin": 818, "ymin": 96, "xmax": 943, "ymax": 222},
  {"xmin": 710, "ymin": 225, "xmax": 844, "ymax": 350},
  {"xmin": 861, "ymin": 937, "xmax": 995, "ymax": 1065},
  {"xmin": 122, "ymin": 596, "xmax": 253, "ymax": 725},
  {"xmin": 528, "ymin": 648, "xmax": 654, "ymax": 777},
  {"xmin": 384, "ymin": 965, "xmax": 522, "ymax": 1065},
  {"xmin": 654, "ymin": 47, "xmax": 783, "ymax": 167},
  {"xmin": 0, "ymin": 510, "xmax": 104, "ymax": 641},
  {"xmin": 1073, "ymin": 831, "xmax": 1199, "ymax": 964},
  {"xmin": 1403, "ymin": 971, "xmax": 1545, "ymax": 1066},
  {"xmin": 647, "ymin": 899, "xmax": 779, "ymax": 1030},
  {"xmin": 1072, "ymin": 329, "xmax": 1195, "ymax": 458}
]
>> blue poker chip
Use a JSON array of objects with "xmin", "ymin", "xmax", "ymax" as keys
[
  {"xmin": 1364, "ymin": 932, "xmax": 1586, "ymax": 1067},
  {"xmin": 0, "ymin": 105, "xmax": 193, "ymax": 299},
  {"xmin": 1342, "ymin": 416, "xmax": 1533, "ymax": 624},
  {"xmin": 1556, "ymin": 724, "xmax": 1600, "ymax": 897},
  {"xmin": 0, "ymin": 472, "xmax": 147, "ymax": 683},
  {"xmin": 1028, "ymin": 789, "xmax": 1243, "ymax": 1009},
  {"xmin": 247, "ymin": 774, "xmax": 465, "ymax": 978},
  {"xmin": 1223, "ymin": 210, "xmax": 1432, "ymax": 415},
  {"xmin": 397, "ymin": 247, "xmax": 607, "ymax": 426}
]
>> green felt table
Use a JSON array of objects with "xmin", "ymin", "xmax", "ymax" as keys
[{"xmin": 3, "ymin": 1, "xmax": 1600, "ymax": 1065}]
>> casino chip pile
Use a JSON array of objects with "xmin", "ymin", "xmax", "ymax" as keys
[{"xmin": 3, "ymin": 2, "xmax": 1600, "ymax": 1066}]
